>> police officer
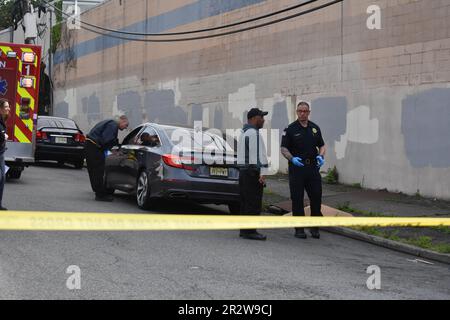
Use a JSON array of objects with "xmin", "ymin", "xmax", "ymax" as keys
[
  {"xmin": 281, "ymin": 102, "xmax": 326, "ymax": 239},
  {"xmin": 238, "ymin": 108, "xmax": 269, "ymax": 241},
  {"xmin": 85, "ymin": 115, "xmax": 129, "ymax": 201}
]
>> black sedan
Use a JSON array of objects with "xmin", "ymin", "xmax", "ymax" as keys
[
  {"xmin": 35, "ymin": 116, "xmax": 86, "ymax": 168},
  {"xmin": 105, "ymin": 123, "xmax": 241, "ymax": 213}
]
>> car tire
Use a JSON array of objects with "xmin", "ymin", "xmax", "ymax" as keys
[
  {"xmin": 136, "ymin": 170, "xmax": 152, "ymax": 210},
  {"xmin": 228, "ymin": 202, "xmax": 241, "ymax": 215}
]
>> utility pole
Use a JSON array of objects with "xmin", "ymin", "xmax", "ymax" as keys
[
  {"xmin": 48, "ymin": 6, "xmax": 53, "ymax": 116},
  {"xmin": 49, "ymin": 7, "xmax": 53, "ymax": 81}
]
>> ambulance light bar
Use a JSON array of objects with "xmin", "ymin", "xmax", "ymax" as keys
[
  {"xmin": 20, "ymin": 77, "xmax": 34, "ymax": 88},
  {"xmin": 22, "ymin": 52, "xmax": 35, "ymax": 63}
]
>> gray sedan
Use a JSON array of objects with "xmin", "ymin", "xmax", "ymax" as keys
[{"xmin": 105, "ymin": 123, "xmax": 241, "ymax": 213}]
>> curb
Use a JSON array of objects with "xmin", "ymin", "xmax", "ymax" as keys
[{"xmin": 323, "ymin": 226, "xmax": 450, "ymax": 265}]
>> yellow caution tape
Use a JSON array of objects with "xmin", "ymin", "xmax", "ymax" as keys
[{"xmin": 0, "ymin": 211, "xmax": 449, "ymax": 231}]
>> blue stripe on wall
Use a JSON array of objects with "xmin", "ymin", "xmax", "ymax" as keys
[{"xmin": 54, "ymin": 0, "xmax": 266, "ymax": 65}]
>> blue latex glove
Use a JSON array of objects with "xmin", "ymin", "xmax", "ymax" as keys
[
  {"xmin": 316, "ymin": 155, "xmax": 325, "ymax": 168},
  {"xmin": 292, "ymin": 157, "xmax": 304, "ymax": 167}
]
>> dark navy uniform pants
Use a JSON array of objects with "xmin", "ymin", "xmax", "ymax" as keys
[
  {"xmin": 239, "ymin": 168, "xmax": 263, "ymax": 234},
  {"xmin": 85, "ymin": 141, "xmax": 107, "ymax": 196},
  {"xmin": 289, "ymin": 164, "xmax": 323, "ymax": 232}
]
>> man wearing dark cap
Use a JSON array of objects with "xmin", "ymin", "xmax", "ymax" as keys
[{"xmin": 237, "ymin": 108, "xmax": 269, "ymax": 241}]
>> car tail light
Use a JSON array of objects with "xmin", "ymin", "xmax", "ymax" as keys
[
  {"xmin": 36, "ymin": 130, "xmax": 47, "ymax": 140},
  {"xmin": 162, "ymin": 154, "xmax": 196, "ymax": 171},
  {"xmin": 74, "ymin": 133, "xmax": 86, "ymax": 143}
]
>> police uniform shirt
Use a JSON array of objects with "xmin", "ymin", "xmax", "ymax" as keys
[{"xmin": 281, "ymin": 121, "xmax": 325, "ymax": 161}]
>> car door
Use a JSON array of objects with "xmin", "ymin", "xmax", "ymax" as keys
[
  {"xmin": 133, "ymin": 125, "xmax": 164, "ymax": 190},
  {"xmin": 105, "ymin": 126, "xmax": 143, "ymax": 191}
]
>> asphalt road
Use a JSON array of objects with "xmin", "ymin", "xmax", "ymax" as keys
[{"xmin": 0, "ymin": 163, "xmax": 449, "ymax": 299}]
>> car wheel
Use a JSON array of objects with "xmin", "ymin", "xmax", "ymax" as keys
[
  {"xmin": 228, "ymin": 202, "xmax": 241, "ymax": 215},
  {"xmin": 136, "ymin": 170, "xmax": 152, "ymax": 210}
]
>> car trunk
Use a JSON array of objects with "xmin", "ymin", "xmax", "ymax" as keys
[
  {"xmin": 178, "ymin": 149, "xmax": 239, "ymax": 180},
  {"xmin": 39, "ymin": 128, "xmax": 82, "ymax": 146}
]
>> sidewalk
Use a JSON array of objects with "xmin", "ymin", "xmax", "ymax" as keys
[{"xmin": 263, "ymin": 174, "xmax": 450, "ymax": 263}]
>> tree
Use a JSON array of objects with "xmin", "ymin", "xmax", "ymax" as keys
[
  {"xmin": 0, "ymin": 0, "xmax": 45, "ymax": 31},
  {"xmin": 0, "ymin": 0, "xmax": 14, "ymax": 30}
]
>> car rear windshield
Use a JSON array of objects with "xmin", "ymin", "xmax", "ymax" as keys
[
  {"xmin": 38, "ymin": 118, "xmax": 78, "ymax": 130},
  {"xmin": 163, "ymin": 127, "xmax": 234, "ymax": 153}
]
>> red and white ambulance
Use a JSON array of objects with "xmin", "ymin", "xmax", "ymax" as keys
[{"xmin": 0, "ymin": 42, "xmax": 41, "ymax": 179}]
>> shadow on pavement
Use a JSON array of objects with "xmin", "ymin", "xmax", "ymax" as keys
[
  {"xmin": 31, "ymin": 161, "xmax": 83, "ymax": 170},
  {"xmin": 112, "ymin": 192, "xmax": 229, "ymax": 216}
]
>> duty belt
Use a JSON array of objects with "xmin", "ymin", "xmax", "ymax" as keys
[{"xmin": 291, "ymin": 158, "xmax": 316, "ymax": 166}]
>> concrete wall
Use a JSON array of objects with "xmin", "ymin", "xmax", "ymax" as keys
[{"xmin": 53, "ymin": 0, "xmax": 450, "ymax": 199}]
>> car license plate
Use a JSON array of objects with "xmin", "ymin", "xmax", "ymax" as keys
[
  {"xmin": 210, "ymin": 167, "xmax": 228, "ymax": 177},
  {"xmin": 55, "ymin": 137, "xmax": 67, "ymax": 144}
]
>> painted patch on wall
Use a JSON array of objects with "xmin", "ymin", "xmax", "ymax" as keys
[
  {"xmin": 191, "ymin": 104, "xmax": 203, "ymax": 126},
  {"xmin": 54, "ymin": 101, "xmax": 69, "ymax": 119},
  {"xmin": 214, "ymin": 107, "xmax": 223, "ymax": 129},
  {"xmin": 228, "ymin": 83, "xmax": 257, "ymax": 123},
  {"xmin": 270, "ymin": 100, "xmax": 289, "ymax": 144},
  {"xmin": 144, "ymin": 89, "xmax": 187, "ymax": 125},
  {"xmin": 117, "ymin": 91, "xmax": 142, "ymax": 128},
  {"xmin": 335, "ymin": 106, "xmax": 379, "ymax": 160},
  {"xmin": 311, "ymin": 97, "xmax": 348, "ymax": 149},
  {"xmin": 82, "ymin": 93, "xmax": 101, "ymax": 125},
  {"xmin": 402, "ymin": 88, "xmax": 450, "ymax": 168}
]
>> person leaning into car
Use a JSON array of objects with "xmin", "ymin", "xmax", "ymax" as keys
[
  {"xmin": 0, "ymin": 98, "xmax": 10, "ymax": 210},
  {"xmin": 237, "ymin": 108, "xmax": 269, "ymax": 241},
  {"xmin": 85, "ymin": 115, "xmax": 129, "ymax": 202}
]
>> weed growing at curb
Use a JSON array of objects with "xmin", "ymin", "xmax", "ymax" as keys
[
  {"xmin": 338, "ymin": 203, "xmax": 450, "ymax": 254},
  {"xmin": 324, "ymin": 166, "xmax": 339, "ymax": 184},
  {"xmin": 337, "ymin": 202, "xmax": 391, "ymax": 217}
]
